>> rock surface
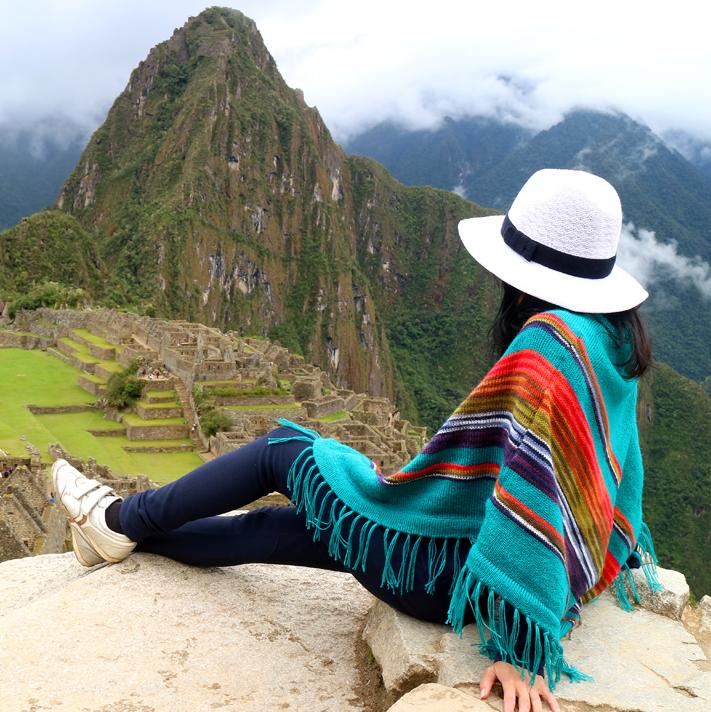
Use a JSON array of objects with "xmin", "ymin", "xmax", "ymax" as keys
[
  {"xmin": 0, "ymin": 553, "xmax": 375, "ymax": 711},
  {"xmin": 631, "ymin": 565, "xmax": 690, "ymax": 620},
  {"xmin": 365, "ymin": 591, "xmax": 711, "ymax": 712},
  {"xmin": 700, "ymin": 595, "xmax": 711, "ymax": 633},
  {"xmin": 386, "ymin": 684, "xmax": 491, "ymax": 711},
  {"xmin": 3, "ymin": 552, "xmax": 710, "ymax": 712}
]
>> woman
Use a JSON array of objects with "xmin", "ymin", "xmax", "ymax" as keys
[{"xmin": 53, "ymin": 169, "xmax": 658, "ymax": 712}]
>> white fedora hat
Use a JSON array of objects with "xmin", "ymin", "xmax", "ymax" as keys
[{"xmin": 458, "ymin": 168, "xmax": 648, "ymax": 313}]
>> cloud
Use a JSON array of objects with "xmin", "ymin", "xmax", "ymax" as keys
[
  {"xmin": 260, "ymin": 0, "xmax": 711, "ymax": 142},
  {"xmin": 1, "ymin": 0, "xmax": 711, "ymax": 147},
  {"xmin": 618, "ymin": 223, "xmax": 711, "ymax": 299}
]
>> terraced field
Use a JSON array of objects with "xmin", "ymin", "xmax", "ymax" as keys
[{"xmin": 0, "ymin": 339, "xmax": 203, "ymax": 483}]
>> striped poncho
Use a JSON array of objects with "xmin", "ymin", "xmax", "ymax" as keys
[{"xmin": 270, "ymin": 309, "xmax": 660, "ymax": 688}]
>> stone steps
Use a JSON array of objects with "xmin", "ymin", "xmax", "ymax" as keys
[
  {"xmin": 172, "ymin": 380, "xmax": 204, "ymax": 451},
  {"xmin": 122, "ymin": 443, "xmax": 194, "ymax": 453},
  {"xmin": 46, "ymin": 347, "xmax": 71, "ymax": 365},
  {"xmin": 56, "ymin": 338, "xmax": 90, "ymax": 362},
  {"xmin": 121, "ymin": 413, "xmax": 188, "ymax": 441},
  {"xmin": 143, "ymin": 390, "xmax": 177, "ymax": 403},
  {"xmin": 93, "ymin": 361, "xmax": 123, "ymax": 381},
  {"xmin": 78, "ymin": 373, "xmax": 107, "ymax": 396},
  {"xmin": 70, "ymin": 328, "xmax": 117, "ymax": 360},
  {"xmin": 137, "ymin": 377, "xmax": 174, "ymax": 392},
  {"xmin": 134, "ymin": 402, "xmax": 184, "ymax": 420}
]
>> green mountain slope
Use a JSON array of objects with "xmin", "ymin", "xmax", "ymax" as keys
[
  {"xmin": 57, "ymin": 7, "xmax": 399, "ymax": 394},
  {"xmin": 346, "ymin": 111, "xmax": 711, "ymax": 383},
  {"xmin": 639, "ymin": 363, "xmax": 711, "ymax": 596},
  {"xmin": 0, "ymin": 210, "xmax": 105, "ymax": 296},
  {"xmin": 346, "ymin": 117, "xmax": 532, "ymax": 194},
  {"xmin": 467, "ymin": 111, "xmax": 711, "ymax": 260},
  {"xmin": 349, "ymin": 156, "xmax": 499, "ymax": 426}
]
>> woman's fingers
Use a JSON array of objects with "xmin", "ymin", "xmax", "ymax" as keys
[
  {"xmin": 502, "ymin": 678, "xmax": 517, "ymax": 712},
  {"xmin": 479, "ymin": 664, "xmax": 497, "ymax": 699},
  {"xmin": 532, "ymin": 674, "xmax": 560, "ymax": 712},
  {"xmin": 517, "ymin": 680, "xmax": 532, "ymax": 712},
  {"xmin": 529, "ymin": 687, "xmax": 543, "ymax": 712},
  {"xmin": 541, "ymin": 687, "xmax": 560, "ymax": 712},
  {"xmin": 481, "ymin": 661, "xmax": 560, "ymax": 711}
]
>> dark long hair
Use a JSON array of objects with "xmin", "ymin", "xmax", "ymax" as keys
[{"xmin": 491, "ymin": 282, "xmax": 652, "ymax": 378}]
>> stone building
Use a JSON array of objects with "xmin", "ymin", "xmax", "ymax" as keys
[
  {"xmin": 0, "ymin": 455, "xmax": 66, "ymax": 562},
  {"xmin": 0, "ymin": 307, "xmax": 431, "ymax": 565}
]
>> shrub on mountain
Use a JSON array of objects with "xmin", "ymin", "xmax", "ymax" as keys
[
  {"xmin": 198, "ymin": 407, "xmax": 232, "ymax": 438},
  {"xmin": 105, "ymin": 360, "xmax": 143, "ymax": 410},
  {"xmin": 7, "ymin": 281, "xmax": 87, "ymax": 318}
]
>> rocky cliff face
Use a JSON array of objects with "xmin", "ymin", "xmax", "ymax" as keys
[{"xmin": 55, "ymin": 7, "xmax": 488, "ymax": 401}]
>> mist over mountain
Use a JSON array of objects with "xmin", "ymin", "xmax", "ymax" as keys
[
  {"xmin": 0, "ymin": 121, "xmax": 88, "ymax": 230},
  {"xmin": 663, "ymin": 129, "xmax": 711, "ymax": 181},
  {"xmin": 0, "ymin": 7, "xmax": 708, "ymax": 595},
  {"xmin": 345, "ymin": 111, "xmax": 711, "ymax": 382}
]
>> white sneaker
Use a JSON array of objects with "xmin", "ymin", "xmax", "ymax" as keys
[{"xmin": 51, "ymin": 459, "xmax": 136, "ymax": 566}]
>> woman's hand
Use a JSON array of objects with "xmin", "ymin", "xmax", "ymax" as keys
[{"xmin": 479, "ymin": 661, "xmax": 560, "ymax": 712}]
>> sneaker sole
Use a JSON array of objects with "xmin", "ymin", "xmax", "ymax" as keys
[
  {"xmin": 77, "ymin": 521, "xmax": 133, "ymax": 564},
  {"xmin": 69, "ymin": 523, "xmax": 104, "ymax": 567}
]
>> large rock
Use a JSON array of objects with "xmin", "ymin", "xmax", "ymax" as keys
[
  {"xmin": 387, "ymin": 683, "xmax": 491, "ymax": 711},
  {"xmin": 364, "ymin": 591, "xmax": 711, "ymax": 712},
  {"xmin": 362, "ymin": 597, "xmax": 441, "ymax": 693},
  {"xmin": 631, "ymin": 565, "xmax": 690, "ymax": 620},
  {"xmin": 0, "ymin": 552, "xmax": 375, "ymax": 711}
]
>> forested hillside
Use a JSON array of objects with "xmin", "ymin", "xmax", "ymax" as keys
[{"xmin": 346, "ymin": 111, "xmax": 711, "ymax": 382}]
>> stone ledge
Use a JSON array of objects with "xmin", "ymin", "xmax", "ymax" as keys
[
  {"xmin": 387, "ymin": 683, "xmax": 491, "ymax": 711},
  {"xmin": 0, "ymin": 552, "xmax": 375, "ymax": 711},
  {"xmin": 363, "ymin": 579, "xmax": 711, "ymax": 712}
]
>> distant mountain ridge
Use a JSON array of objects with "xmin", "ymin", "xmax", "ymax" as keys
[{"xmin": 345, "ymin": 111, "xmax": 711, "ymax": 381}]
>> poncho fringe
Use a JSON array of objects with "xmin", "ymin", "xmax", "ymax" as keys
[
  {"xmin": 268, "ymin": 414, "xmax": 662, "ymax": 689},
  {"xmin": 267, "ymin": 311, "xmax": 662, "ymax": 690}
]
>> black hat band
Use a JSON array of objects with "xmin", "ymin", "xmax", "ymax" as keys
[{"xmin": 501, "ymin": 214, "xmax": 616, "ymax": 279}]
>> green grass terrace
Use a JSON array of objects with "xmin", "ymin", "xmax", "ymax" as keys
[{"xmin": 0, "ymin": 347, "xmax": 202, "ymax": 483}]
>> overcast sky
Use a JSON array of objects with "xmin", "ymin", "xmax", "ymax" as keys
[{"xmin": 1, "ymin": 0, "xmax": 710, "ymax": 145}]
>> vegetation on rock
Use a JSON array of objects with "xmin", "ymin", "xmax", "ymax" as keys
[
  {"xmin": 193, "ymin": 383, "xmax": 232, "ymax": 437},
  {"xmin": 5, "ymin": 281, "xmax": 88, "ymax": 319},
  {"xmin": 105, "ymin": 361, "xmax": 143, "ymax": 410}
]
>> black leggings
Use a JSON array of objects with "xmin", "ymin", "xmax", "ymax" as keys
[{"xmin": 119, "ymin": 425, "xmax": 468, "ymax": 624}]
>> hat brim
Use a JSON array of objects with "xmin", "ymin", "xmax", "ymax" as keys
[{"xmin": 458, "ymin": 215, "xmax": 648, "ymax": 313}]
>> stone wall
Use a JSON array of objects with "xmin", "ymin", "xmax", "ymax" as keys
[
  {"xmin": 0, "ymin": 462, "xmax": 67, "ymax": 563},
  {"xmin": 124, "ymin": 422, "xmax": 189, "ymax": 440},
  {"xmin": 12, "ymin": 306, "xmax": 429, "ymax": 478},
  {"xmin": 0, "ymin": 330, "xmax": 52, "ymax": 349}
]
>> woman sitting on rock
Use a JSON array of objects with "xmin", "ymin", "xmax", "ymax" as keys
[{"xmin": 53, "ymin": 169, "xmax": 659, "ymax": 712}]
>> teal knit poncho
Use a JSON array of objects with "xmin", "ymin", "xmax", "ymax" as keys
[{"xmin": 268, "ymin": 310, "xmax": 660, "ymax": 688}]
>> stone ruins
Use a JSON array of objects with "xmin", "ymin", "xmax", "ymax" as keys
[{"xmin": 0, "ymin": 307, "xmax": 427, "ymax": 563}]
